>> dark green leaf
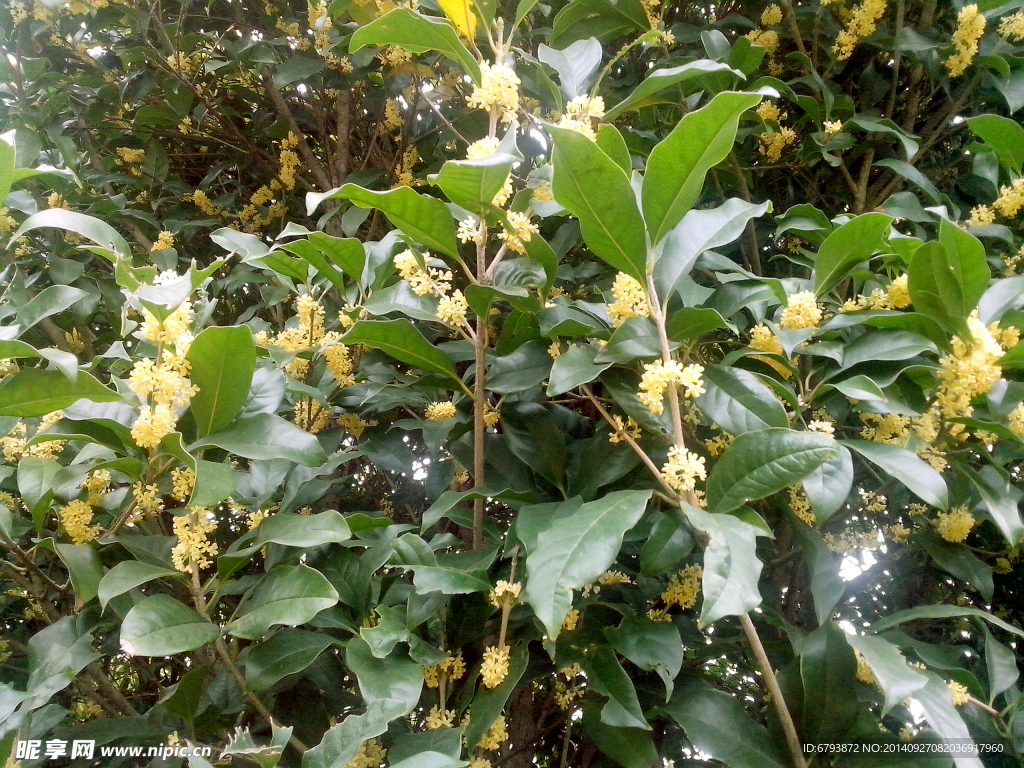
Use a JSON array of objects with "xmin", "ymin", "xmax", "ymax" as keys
[
  {"xmin": 604, "ymin": 60, "xmax": 745, "ymax": 121},
  {"xmin": 801, "ymin": 444, "xmax": 853, "ymax": 521},
  {"xmin": 584, "ymin": 644, "xmax": 649, "ymax": 730},
  {"xmin": 844, "ymin": 633, "xmax": 928, "ymax": 715},
  {"xmin": 694, "ymin": 364, "xmax": 789, "ymax": 434},
  {"xmin": 606, "ymin": 616, "xmax": 682, "ymax": 701},
  {"xmin": 228, "ymin": 564, "xmax": 339, "ymax": 640},
  {"xmin": 191, "ymin": 414, "xmax": 328, "ymax": 466},
  {"xmin": 706, "ymin": 428, "xmax": 838, "ymax": 513},
  {"xmin": 342, "ymin": 319, "xmax": 460, "ymax": 383},
  {"xmin": 244, "ymin": 629, "xmax": 335, "ymax": 690},
  {"xmin": 842, "ymin": 440, "xmax": 948, "ymax": 509},
  {"xmin": 813, "ymin": 212, "xmax": 893, "ymax": 295},
  {"xmin": 187, "ymin": 325, "xmax": 257, "ymax": 437},
  {"xmin": 98, "ymin": 561, "xmax": 180, "ymax": 611},
  {"xmin": 800, "ymin": 623, "xmax": 859, "ymax": 744},
  {"xmin": 121, "ymin": 595, "xmax": 220, "ymax": 656},
  {"xmin": 967, "ymin": 114, "xmax": 1024, "ymax": 174}
]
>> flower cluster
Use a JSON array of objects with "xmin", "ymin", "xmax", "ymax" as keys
[
  {"xmin": 780, "ymin": 290, "xmax": 823, "ymax": 329},
  {"xmin": 638, "ymin": 359, "xmax": 705, "ymax": 414},
  {"xmin": 82, "ymin": 469, "xmax": 110, "ymax": 506},
  {"xmin": 934, "ymin": 312, "xmax": 1015, "ymax": 428},
  {"xmin": 466, "ymin": 62, "xmax": 520, "ymax": 122},
  {"xmin": 598, "ymin": 570, "xmax": 633, "ymax": 585},
  {"xmin": 999, "ymin": 11, "xmax": 1024, "ymax": 40},
  {"xmin": 608, "ymin": 414, "xmax": 643, "ymax": 443},
  {"xmin": 422, "ymin": 651, "xmax": 466, "ymax": 688},
  {"xmin": 840, "ymin": 274, "xmax": 911, "ymax": 312},
  {"xmin": 425, "ymin": 706, "xmax": 455, "ymax": 730},
  {"xmin": 481, "ymin": 644, "xmax": 510, "ymax": 688},
  {"xmin": 945, "ymin": 5, "xmax": 985, "ymax": 78},
  {"xmin": 477, "ymin": 714, "xmax": 508, "ymax": 751},
  {"xmin": 425, "ymin": 401, "xmax": 457, "ymax": 420},
  {"xmin": 833, "ymin": 0, "xmax": 888, "ymax": 60},
  {"xmin": 394, "ymin": 250, "xmax": 453, "ymax": 297},
  {"xmin": 497, "ymin": 211, "xmax": 538, "ymax": 254},
  {"xmin": 171, "ymin": 507, "xmax": 218, "ymax": 573},
  {"xmin": 854, "ymin": 650, "xmax": 877, "ymax": 685},
  {"xmin": 788, "ymin": 485, "xmax": 816, "ymax": 525},
  {"xmin": 948, "ymin": 680, "xmax": 970, "ymax": 706},
  {"xmin": 661, "ymin": 565, "xmax": 702, "ymax": 609},
  {"xmin": 437, "ymin": 290, "xmax": 469, "ymax": 327},
  {"xmin": 151, "ymin": 231, "xmax": 174, "ymax": 252},
  {"xmin": 60, "ymin": 499, "xmax": 101, "ymax": 545},
  {"xmin": 935, "ymin": 506, "xmax": 975, "ymax": 543},
  {"xmin": 992, "ymin": 178, "xmax": 1024, "ymax": 218},
  {"xmin": 661, "ymin": 446, "xmax": 707, "ymax": 494},
  {"xmin": 489, "ymin": 580, "xmax": 522, "ymax": 608},
  {"xmin": 750, "ymin": 324, "xmax": 784, "ymax": 354},
  {"xmin": 607, "ymin": 272, "xmax": 649, "ymax": 327},
  {"xmin": 343, "ymin": 739, "xmax": 386, "ymax": 768}
]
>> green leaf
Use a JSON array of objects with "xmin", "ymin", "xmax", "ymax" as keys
[
  {"xmin": 52, "ymin": 542, "xmax": 103, "ymax": 604},
  {"xmin": 302, "ymin": 637, "xmax": 422, "ymax": 768},
  {"xmin": 967, "ymin": 114, "xmax": 1024, "ymax": 175},
  {"xmin": 408, "ymin": 566, "xmax": 491, "ymax": 594},
  {"xmin": 844, "ymin": 633, "xmax": 928, "ymax": 716},
  {"xmin": 913, "ymin": 671, "xmax": 981, "ymax": 767},
  {"xmin": 845, "ymin": 117, "xmax": 920, "ymax": 160},
  {"xmin": 801, "ymin": 444, "xmax": 853, "ymax": 521},
  {"xmin": 937, "ymin": 217, "xmax": 989, "ymax": 313},
  {"xmin": 661, "ymin": 679, "xmax": 788, "ymax": 768},
  {"xmin": 523, "ymin": 489, "xmax": 652, "ymax": 637},
  {"xmin": 596, "ymin": 124, "xmax": 631, "ymax": 175},
  {"xmin": 538, "ymin": 38, "xmax": 602, "ymax": 98},
  {"xmin": 342, "ymin": 319, "xmax": 460, "ymax": 383},
  {"xmin": 907, "ymin": 240, "xmax": 974, "ymax": 338},
  {"xmin": 222, "ymin": 722, "xmax": 293, "ymax": 768},
  {"xmin": 547, "ymin": 344, "xmax": 612, "ymax": 396},
  {"xmin": 694, "ymin": 364, "xmax": 789, "ymax": 434},
  {"xmin": 191, "ymin": 414, "xmax": 328, "ymax": 467},
  {"xmin": 918, "ymin": 530, "xmax": 994, "ymax": 602},
  {"xmin": 420, "ymin": 487, "xmax": 534, "ymax": 530},
  {"xmin": 24, "ymin": 616, "xmax": 100, "ymax": 709},
  {"xmin": 465, "ymin": 644, "xmax": 528, "ymax": 749},
  {"xmin": 501, "ymin": 402, "xmax": 567, "ymax": 491},
  {"xmin": 842, "ymin": 439, "xmax": 948, "ymax": 509},
  {"xmin": 9, "ymin": 208, "xmax": 131, "ymax": 260},
  {"xmin": 971, "ymin": 465, "xmax": 1024, "ymax": 547},
  {"xmin": 800, "ymin": 623, "xmax": 859, "ymax": 744},
  {"xmin": 186, "ymin": 326, "xmax": 256, "ymax": 437},
  {"xmin": 98, "ymin": 561, "xmax": 180, "ymax": 611},
  {"xmin": 812, "ymin": 212, "xmax": 893, "ymax": 295},
  {"xmin": 228, "ymin": 564, "xmax": 339, "ymax": 640},
  {"xmin": 487, "ymin": 339, "xmax": 552, "ymax": 393},
  {"xmin": 653, "ymin": 198, "xmax": 771, "ymax": 300},
  {"xmin": 638, "ymin": 511, "xmax": 694, "ymax": 576},
  {"xmin": 706, "ymin": 428, "xmax": 838, "ymax": 514},
  {"xmin": 642, "ymin": 91, "xmax": 764, "ymax": 245},
  {"xmin": 584, "ymin": 644, "xmax": 650, "ymax": 730},
  {"xmin": 839, "ymin": 329, "xmax": 937, "ymax": 369},
  {"xmin": 606, "ymin": 616, "xmax": 682, "ymax": 701},
  {"xmin": 0, "ymin": 130, "xmax": 15, "ymax": 204},
  {"xmin": 309, "ymin": 185, "xmax": 460, "ymax": 260},
  {"xmin": 121, "ymin": 595, "xmax": 220, "ymax": 656},
  {"xmin": 432, "ymin": 155, "xmax": 513, "ymax": 210},
  {"xmin": 982, "ymin": 624, "xmax": 1018, "ymax": 703},
  {"xmin": 0, "ymin": 369, "xmax": 120, "ymax": 417},
  {"xmin": 272, "ymin": 55, "xmax": 324, "ymax": 88},
  {"xmin": 665, "ymin": 307, "xmax": 728, "ymax": 342},
  {"xmin": 604, "ymin": 60, "xmax": 745, "ymax": 121},
  {"xmin": 220, "ymin": 511, "xmax": 353, "ymax": 575},
  {"xmin": 244, "ymin": 629, "xmax": 335, "ymax": 690},
  {"xmin": 549, "ymin": 124, "xmax": 647, "ymax": 284},
  {"xmin": 159, "ymin": 433, "xmax": 236, "ymax": 507},
  {"xmin": 581, "ymin": 707, "xmax": 658, "ymax": 768},
  {"xmin": 348, "ymin": 8, "xmax": 480, "ymax": 83},
  {"xmin": 682, "ymin": 505, "xmax": 765, "ymax": 627},
  {"xmin": 873, "ymin": 158, "xmax": 941, "ymax": 205},
  {"xmin": 870, "ymin": 604, "xmax": 1024, "ymax": 639},
  {"xmin": 789, "ymin": 521, "xmax": 845, "ymax": 625},
  {"xmin": 17, "ymin": 286, "xmax": 88, "ymax": 335}
]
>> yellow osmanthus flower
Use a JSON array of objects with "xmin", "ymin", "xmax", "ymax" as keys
[
  {"xmin": 565, "ymin": 95, "xmax": 605, "ymax": 121},
  {"xmin": 945, "ymin": 5, "xmax": 985, "ymax": 78},
  {"xmin": 278, "ymin": 131, "xmax": 301, "ymax": 190},
  {"xmin": 186, "ymin": 189, "xmax": 221, "ymax": 217},
  {"xmin": 60, "ymin": 499, "xmax": 100, "ymax": 544},
  {"xmin": 394, "ymin": 250, "xmax": 452, "ymax": 297},
  {"xmin": 759, "ymin": 127, "xmax": 798, "ymax": 162},
  {"xmin": 933, "ymin": 312, "xmax": 1013, "ymax": 430},
  {"xmin": 458, "ymin": 217, "xmax": 483, "ymax": 245},
  {"xmin": 860, "ymin": 489, "xmax": 887, "ymax": 513},
  {"xmin": 860, "ymin": 412, "xmax": 911, "ymax": 443},
  {"xmin": 481, "ymin": 645, "xmax": 510, "ymax": 688},
  {"xmin": 498, "ymin": 211, "xmax": 538, "ymax": 254},
  {"xmin": 337, "ymin": 413, "xmax": 378, "ymax": 438},
  {"xmin": 343, "ymin": 739, "xmax": 386, "ymax": 768},
  {"xmin": 0, "ymin": 207, "xmax": 17, "ymax": 236},
  {"xmin": 608, "ymin": 415, "xmax": 642, "ymax": 443},
  {"xmin": 598, "ymin": 570, "xmax": 633, "ymax": 586},
  {"xmin": 823, "ymin": 120, "xmax": 844, "ymax": 138},
  {"xmin": 561, "ymin": 608, "xmax": 580, "ymax": 631},
  {"xmin": 437, "ymin": 289, "xmax": 469, "ymax": 327},
  {"xmin": 1007, "ymin": 402, "xmax": 1024, "ymax": 438},
  {"xmin": 854, "ymin": 650, "xmax": 877, "ymax": 685},
  {"xmin": 750, "ymin": 324, "xmax": 784, "ymax": 354},
  {"xmin": 999, "ymin": 11, "xmax": 1024, "ymax": 40},
  {"xmin": 936, "ymin": 506, "xmax": 975, "ymax": 543},
  {"xmin": 948, "ymin": 680, "xmax": 970, "ymax": 706},
  {"xmin": 131, "ymin": 482, "xmax": 164, "ymax": 521},
  {"xmin": 745, "ymin": 28, "xmax": 780, "ymax": 54},
  {"xmin": 324, "ymin": 344, "xmax": 355, "ymax": 388},
  {"xmin": 294, "ymin": 397, "xmax": 331, "ymax": 433},
  {"xmin": 171, "ymin": 507, "xmax": 218, "ymax": 573},
  {"xmin": 661, "ymin": 446, "xmax": 707, "ymax": 494},
  {"xmin": 466, "ymin": 61, "xmax": 520, "ymax": 122},
  {"xmin": 886, "ymin": 524, "xmax": 911, "ymax": 543},
  {"xmin": 761, "ymin": 3, "xmax": 783, "ymax": 25},
  {"xmin": 780, "ymin": 290, "xmax": 823, "ymax": 329},
  {"xmin": 468, "ymin": 759, "xmax": 493, "ymax": 768},
  {"xmin": 547, "ymin": 341, "xmax": 563, "ymax": 359},
  {"xmin": 151, "ymin": 231, "xmax": 175, "ymax": 252},
  {"xmin": 638, "ymin": 359, "xmax": 705, "ymax": 414},
  {"xmin": 967, "ymin": 205, "xmax": 996, "ymax": 227},
  {"xmin": 607, "ymin": 272, "xmax": 649, "ymax": 327},
  {"xmin": 756, "ymin": 100, "xmax": 783, "ymax": 122},
  {"xmin": 423, "ymin": 650, "xmax": 466, "ymax": 687},
  {"xmin": 788, "ymin": 485, "xmax": 816, "ymax": 525},
  {"xmin": 993, "ymin": 178, "xmax": 1024, "ymax": 218},
  {"xmin": 556, "ymin": 114, "xmax": 597, "ymax": 141},
  {"xmin": 489, "ymin": 580, "xmax": 522, "ymax": 608},
  {"xmin": 425, "ymin": 401, "xmax": 457, "ymax": 420},
  {"xmin": 483, "ymin": 402, "xmax": 500, "ymax": 427},
  {"xmin": 533, "ymin": 181, "xmax": 554, "ymax": 201},
  {"xmin": 477, "ymin": 714, "xmax": 508, "ymax": 751},
  {"xmin": 116, "ymin": 146, "xmax": 146, "ymax": 165},
  {"xmin": 170, "ymin": 467, "xmax": 195, "ymax": 502},
  {"xmin": 661, "ymin": 565, "xmax": 702, "ymax": 609},
  {"xmin": 833, "ymin": 0, "xmax": 887, "ymax": 60}
]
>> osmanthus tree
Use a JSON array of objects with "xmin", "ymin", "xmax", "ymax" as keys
[{"xmin": 2, "ymin": 0, "xmax": 1024, "ymax": 766}]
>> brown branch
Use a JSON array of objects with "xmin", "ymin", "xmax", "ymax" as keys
[
  {"xmin": 729, "ymin": 153, "xmax": 761, "ymax": 275},
  {"xmin": 332, "ymin": 90, "xmax": 352, "ymax": 186},
  {"xmin": 739, "ymin": 613, "xmax": 808, "ymax": 768},
  {"xmin": 260, "ymin": 68, "xmax": 333, "ymax": 191}
]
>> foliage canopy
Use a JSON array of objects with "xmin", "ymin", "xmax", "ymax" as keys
[{"xmin": 1, "ymin": 0, "xmax": 1024, "ymax": 766}]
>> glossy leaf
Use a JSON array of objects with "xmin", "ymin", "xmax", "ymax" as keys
[
  {"xmin": 844, "ymin": 633, "xmax": 928, "ymax": 715},
  {"xmin": 604, "ymin": 60, "xmax": 744, "ymax": 121},
  {"xmin": 121, "ymin": 595, "xmax": 220, "ymax": 656},
  {"xmin": 643, "ymin": 91, "xmax": 765, "ymax": 245},
  {"xmin": 706, "ymin": 428, "xmax": 838, "ymax": 513},
  {"xmin": 191, "ymin": 413, "xmax": 328, "ymax": 467},
  {"xmin": 800, "ymin": 443, "xmax": 853, "ymax": 521},
  {"xmin": 0, "ymin": 369, "xmax": 120, "ymax": 417},
  {"xmin": 812, "ymin": 212, "xmax": 893, "ymax": 295},
  {"xmin": 549, "ymin": 124, "xmax": 647, "ymax": 284},
  {"xmin": 800, "ymin": 623, "xmax": 859, "ymax": 744},
  {"xmin": 228, "ymin": 564, "xmax": 339, "ymax": 640},
  {"xmin": 98, "ymin": 561, "xmax": 180, "ymax": 611},
  {"xmin": 523, "ymin": 490, "xmax": 651, "ymax": 637},
  {"xmin": 244, "ymin": 629, "xmax": 335, "ymax": 690},
  {"xmin": 694, "ymin": 364, "xmax": 788, "ymax": 434},
  {"xmin": 842, "ymin": 439, "xmax": 948, "ymax": 509},
  {"xmin": 342, "ymin": 319, "xmax": 460, "ymax": 382},
  {"xmin": 187, "ymin": 325, "xmax": 256, "ymax": 437}
]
